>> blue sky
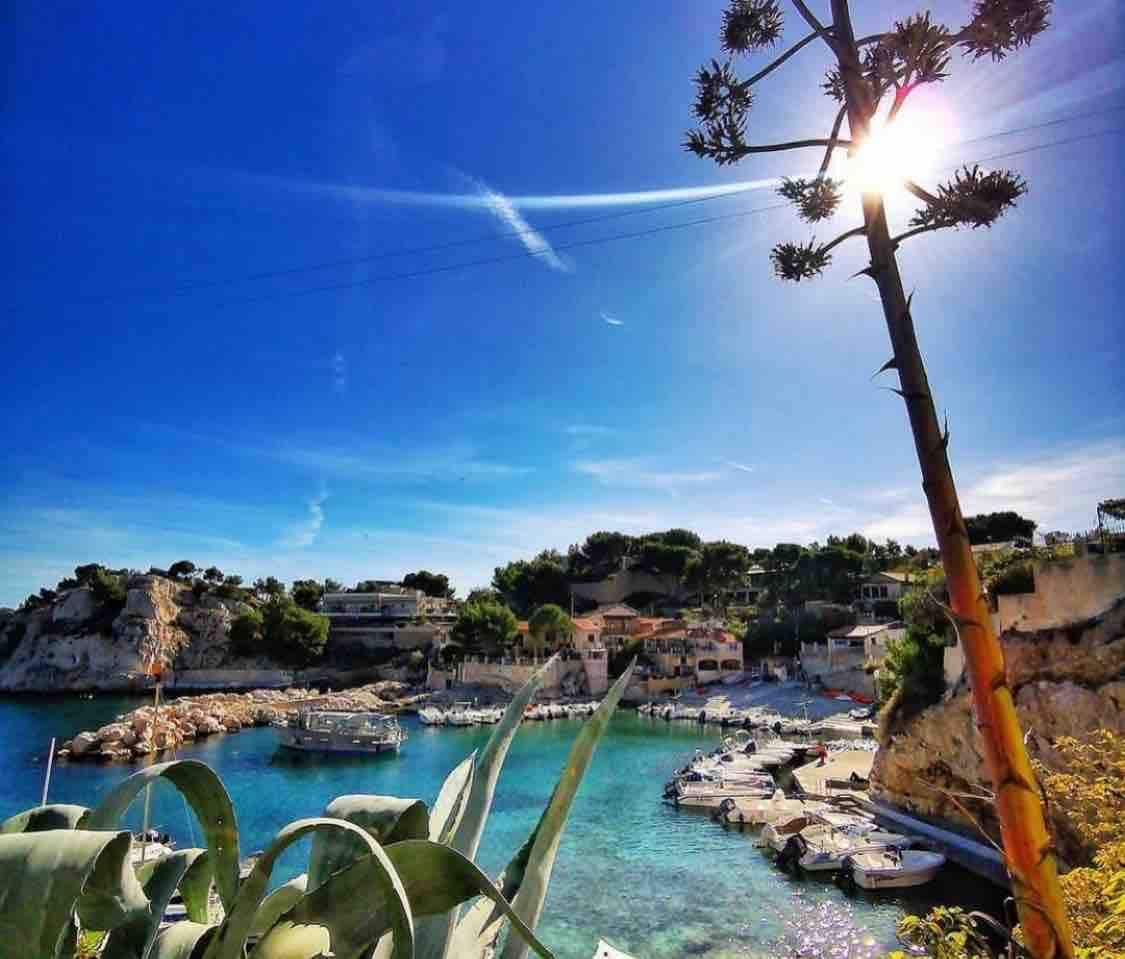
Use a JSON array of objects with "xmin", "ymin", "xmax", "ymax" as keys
[{"xmin": 2, "ymin": 1, "xmax": 1123, "ymax": 604}]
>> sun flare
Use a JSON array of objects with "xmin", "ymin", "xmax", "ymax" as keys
[{"xmin": 844, "ymin": 113, "xmax": 942, "ymax": 195}]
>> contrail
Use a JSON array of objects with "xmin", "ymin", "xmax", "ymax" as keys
[{"xmin": 253, "ymin": 172, "xmax": 781, "ymax": 210}]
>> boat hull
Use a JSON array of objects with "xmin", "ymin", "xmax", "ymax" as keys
[{"xmin": 278, "ymin": 733, "xmax": 402, "ymax": 755}]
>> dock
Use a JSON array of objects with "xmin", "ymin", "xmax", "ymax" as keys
[{"xmin": 792, "ymin": 748, "xmax": 874, "ymax": 797}]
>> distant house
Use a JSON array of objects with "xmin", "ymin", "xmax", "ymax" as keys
[
  {"xmin": 728, "ymin": 565, "xmax": 768, "ymax": 606},
  {"xmin": 570, "ymin": 617, "xmax": 604, "ymax": 653},
  {"xmin": 826, "ymin": 622, "xmax": 904, "ymax": 667},
  {"xmin": 320, "ymin": 588, "xmax": 448, "ymax": 656},
  {"xmin": 591, "ymin": 603, "xmax": 638, "ymax": 650},
  {"xmin": 855, "ymin": 571, "xmax": 911, "ymax": 619},
  {"xmin": 641, "ymin": 622, "xmax": 742, "ymax": 686}
]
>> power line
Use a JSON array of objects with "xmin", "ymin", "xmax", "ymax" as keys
[
  {"xmin": 151, "ymin": 127, "xmax": 1125, "ymax": 310},
  {"xmin": 12, "ymin": 120, "xmax": 1124, "ymax": 312}
]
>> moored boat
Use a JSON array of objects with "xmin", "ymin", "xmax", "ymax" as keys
[
  {"xmin": 277, "ymin": 709, "xmax": 406, "ymax": 755},
  {"xmin": 841, "ymin": 848, "xmax": 946, "ymax": 890}
]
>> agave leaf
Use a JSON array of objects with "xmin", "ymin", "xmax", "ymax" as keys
[
  {"xmin": 428, "ymin": 752, "xmax": 476, "ymax": 845},
  {"xmin": 81, "ymin": 760, "xmax": 239, "ymax": 912},
  {"xmin": 202, "ymin": 817, "xmax": 411, "ymax": 959},
  {"xmin": 1, "ymin": 804, "xmax": 89, "ymax": 834},
  {"xmin": 147, "ymin": 922, "xmax": 217, "ymax": 959},
  {"xmin": 248, "ymin": 851, "xmax": 413, "ymax": 959},
  {"xmin": 454, "ymin": 656, "xmax": 554, "ymax": 861},
  {"xmin": 177, "ymin": 850, "xmax": 213, "ymax": 924},
  {"xmin": 414, "ymin": 657, "xmax": 554, "ymax": 959},
  {"xmin": 385, "ymin": 839, "xmax": 553, "ymax": 959},
  {"xmin": 102, "ymin": 848, "xmax": 207, "ymax": 959},
  {"xmin": 0, "ymin": 829, "xmax": 148, "ymax": 959},
  {"xmin": 247, "ymin": 874, "xmax": 307, "ymax": 939},
  {"xmin": 306, "ymin": 796, "xmax": 428, "ymax": 889},
  {"xmin": 496, "ymin": 663, "xmax": 635, "ymax": 959}
]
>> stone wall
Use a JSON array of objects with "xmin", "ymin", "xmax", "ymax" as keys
[
  {"xmin": 457, "ymin": 657, "xmax": 589, "ymax": 696},
  {"xmin": 995, "ymin": 550, "xmax": 1125, "ymax": 632}
]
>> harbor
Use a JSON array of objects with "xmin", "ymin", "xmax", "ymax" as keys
[{"xmin": 1, "ymin": 695, "xmax": 1003, "ymax": 959}]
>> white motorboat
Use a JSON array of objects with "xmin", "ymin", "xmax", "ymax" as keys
[
  {"xmin": 591, "ymin": 939, "xmax": 637, "ymax": 959},
  {"xmin": 775, "ymin": 823, "xmax": 915, "ymax": 872},
  {"xmin": 715, "ymin": 791, "xmax": 824, "ymax": 828},
  {"xmin": 761, "ymin": 811, "xmax": 880, "ymax": 852},
  {"xmin": 418, "ymin": 706, "xmax": 446, "ymax": 725},
  {"xmin": 664, "ymin": 777, "xmax": 774, "ymax": 809},
  {"xmin": 843, "ymin": 848, "xmax": 946, "ymax": 890},
  {"xmin": 445, "ymin": 702, "xmax": 477, "ymax": 726}
]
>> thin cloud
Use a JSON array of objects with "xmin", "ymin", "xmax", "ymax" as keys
[
  {"xmin": 472, "ymin": 177, "xmax": 571, "ymax": 273},
  {"xmin": 276, "ymin": 443, "xmax": 532, "ymax": 482},
  {"xmin": 572, "ymin": 458, "xmax": 722, "ymax": 490},
  {"xmin": 565, "ymin": 424, "xmax": 615, "ymax": 436},
  {"xmin": 279, "ymin": 491, "xmax": 327, "ymax": 548},
  {"xmin": 331, "ymin": 352, "xmax": 347, "ymax": 392},
  {"xmin": 720, "ymin": 458, "xmax": 755, "ymax": 474},
  {"xmin": 601, "ymin": 311, "xmax": 624, "ymax": 326}
]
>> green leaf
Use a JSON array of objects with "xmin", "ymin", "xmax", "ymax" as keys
[
  {"xmin": 177, "ymin": 851, "xmax": 214, "ymax": 925},
  {"xmin": 248, "ymin": 845, "xmax": 413, "ymax": 959},
  {"xmin": 202, "ymin": 817, "xmax": 411, "ymax": 959},
  {"xmin": 81, "ymin": 760, "xmax": 240, "ymax": 912},
  {"xmin": 148, "ymin": 922, "xmax": 217, "ymax": 959},
  {"xmin": 103, "ymin": 848, "xmax": 207, "ymax": 959},
  {"xmin": 385, "ymin": 840, "xmax": 552, "ymax": 959},
  {"xmin": 247, "ymin": 875, "xmax": 307, "ymax": 940},
  {"xmin": 414, "ymin": 657, "xmax": 553, "ymax": 959},
  {"xmin": 306, "ymin": 796, "xmax": 428, "ymax": 889},
  {"xmin": 0, "ymin": 829, "xmax": 148, "ymax": 959},
  {"xmin": 429, "ymin": 752, "xmax": 476, "ymax": 845},
  {"xmin": 1, "ymin": 804, "xmax": 89, "ymax": 834},
  {"xmin": 497, "ymin": 662, "xmax": 635, "ymax": 959}
]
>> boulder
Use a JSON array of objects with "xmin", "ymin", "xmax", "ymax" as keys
[
  {"xmin": 120, "ymin": 729, "xmax": 138, "ymax": 748},
  {"xmin": 97, "ymin": 723, "xmax": 128, "ymax": 743},
  {"xmin": 71, "ymin": 731, "xmax": 99, "ymax": 756},
  {"xmin": 131, "ymin": 740, "xmax": 154, "ymax": 758}
]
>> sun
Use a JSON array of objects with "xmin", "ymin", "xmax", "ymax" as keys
[{"xmin": 844, "ymin": 112, "xmax": 942, "ymax": 195}]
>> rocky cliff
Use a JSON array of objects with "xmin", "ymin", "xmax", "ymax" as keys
[
  {"xmin": 0, "ymin": 575, "xmax": 282, "ymax": 692},
  {"xmin": 870, "ymin": 596, "xmax": 1125, "ymax": 864}
]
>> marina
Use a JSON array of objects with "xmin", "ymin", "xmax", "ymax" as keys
[{"xmin": 0, "ymin": 695, "xmax": 1002, "ymax": 959}]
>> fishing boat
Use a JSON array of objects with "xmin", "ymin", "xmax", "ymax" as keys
[
  {"xmin": 842, "ymin": 848, "xmax": 946, "ymax": 890},
  {"xmin": 277, "ymin": 710, "xmax": 406, "ymax": 755}
]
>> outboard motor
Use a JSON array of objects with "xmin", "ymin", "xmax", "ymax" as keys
[{"xmin": 776, "ymin": 834, "xmax": 809, "ymax": 874}]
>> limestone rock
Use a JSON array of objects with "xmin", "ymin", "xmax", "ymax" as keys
[
  {"xmin": 53, "ymin": 589, "xmax": 95, "ymax": 624},
  {"xmin": 71, "ymin": 732, "xmax": 98, "ymax": 756}
]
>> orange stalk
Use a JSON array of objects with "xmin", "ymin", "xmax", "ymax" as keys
[{"xmin": 829, "ymin": 3, "xmax": 1073, "ymax": 955}]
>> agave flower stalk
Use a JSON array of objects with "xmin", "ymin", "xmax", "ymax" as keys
[{"xmin": 686, "ymin": 1, "xmax": 1070, "ymax": 955}]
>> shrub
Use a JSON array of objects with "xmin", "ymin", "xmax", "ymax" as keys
[
  {"xmin": 261, "ymin": 598, "xmax": 329, "ymax": 666},
  {"xmin": 989, "ymin": 560, "xmax": 1035, "ymax": 596},
  {"xmin": 168, "ymin": 560, "xmax": 197, "ymax": 580},
  {"xmin": 229, "ymin": 608, "xmax": 264, "ymax": 656}
]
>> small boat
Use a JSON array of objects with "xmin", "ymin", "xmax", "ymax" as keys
[
  {"xmin": 842, "ymin": 848, "xmax": 946, "ymax": 890},
  {"xmin": 446, "ymin": 703, "xmax": 477, "ymax": 726},
  {"xmin": 664, "ymin": 777, "xmax": 774, "ymax": 809},
  {"xmin": 591, "ymin": 939, "xmax": 637, "ymax": 959},
  {"xmin": 775, "ymin": 824, "xmax": 914, "ymax": 872},
  {"xmin": 418, "ymin": 707, "xmax": 446, "ymax": 725},
  {"xmin": 277, "ymin": 710, "xmax": 406, "ymax": 755},
  {"xmin": 715, "ymin": 791, "xmax": 823, "ymax": 828},
  {"xmin": 131, "ymin": 829, "xmax": 175, "ymax": 866}
]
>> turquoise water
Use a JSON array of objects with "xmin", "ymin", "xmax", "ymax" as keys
[{"xmin": 0, "ymin": 697, "xmax": 1001, "ymax": 958}]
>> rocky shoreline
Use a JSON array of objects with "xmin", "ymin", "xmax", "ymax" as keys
[{"xmin": 56, "ymin": 680, "xmax": 425, "ymax": 763}]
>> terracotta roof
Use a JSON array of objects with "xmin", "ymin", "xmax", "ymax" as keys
[
  {"xmin": 863, "ymin": 571, "xmax": 911, "ymax": 584},
  {"xmin": 572, "ymin": 618, "xmax": 600, "ymax": 631},
  {"xmin": 517, "ymin": 622, "xmax": 530, "ymax": 633}
]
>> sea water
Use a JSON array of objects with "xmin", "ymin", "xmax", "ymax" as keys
[{"xmin": 0, "ymin": 697, "xmax": 1002, "ymax": 958}]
